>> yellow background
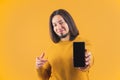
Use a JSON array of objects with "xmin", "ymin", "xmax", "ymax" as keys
[{"xmin": 0, "ymin": 0, "xmax": 120, "ymax": 80}]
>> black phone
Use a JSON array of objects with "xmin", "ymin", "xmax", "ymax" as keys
[{"xmin": 73, "ymin": 42, "xmax": 85, "ymax": 67}]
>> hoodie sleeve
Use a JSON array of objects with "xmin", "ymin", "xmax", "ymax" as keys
[{"xmin": 36, "ymin": 61, "xmax": 51, "ymax": 80}]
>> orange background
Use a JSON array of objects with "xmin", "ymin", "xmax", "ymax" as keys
[{"xmin": 0, "ymin": 0, "xmax": 120, "ymax": 80}]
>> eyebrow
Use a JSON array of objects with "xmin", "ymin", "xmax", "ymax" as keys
[
  {"xmin": 53, "ymin": 19, "xmax": 64, "ymax": 24},
  {"xmin": 58, "ymin": 20, "xmax": 63, "ymax": 23}
]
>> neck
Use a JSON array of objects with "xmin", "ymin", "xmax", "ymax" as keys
[{"xmin": 61, "ymin": 34, "xmax": 70, "ymax": 41}]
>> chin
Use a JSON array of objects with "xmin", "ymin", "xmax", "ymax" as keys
[{"xmin": 59, "ymin": 33, "xmax": 69, "ymax": 38}]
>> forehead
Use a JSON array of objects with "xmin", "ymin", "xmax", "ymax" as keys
[{"xmin": 52, "ymin": 15, "xmax": 65, "ymax": 24}]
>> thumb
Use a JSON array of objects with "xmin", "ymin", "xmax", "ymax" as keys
[{"xmin": 39, "ymin": 52, "xmax": 45, "ymax": 59}]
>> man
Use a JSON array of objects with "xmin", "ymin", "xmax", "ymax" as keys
[{"xmin": 36, "ymin": 9, "xmax": 93, "ymax": 80}]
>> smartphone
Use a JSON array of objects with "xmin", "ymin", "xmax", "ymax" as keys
[{"xmin": 73, "ymin": 42, "xmax": 85, "ymax": 67}]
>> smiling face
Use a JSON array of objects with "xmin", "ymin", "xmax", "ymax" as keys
[{"xmin": 52, "ymin": 15, "xmax": 70, "ymax": 38}]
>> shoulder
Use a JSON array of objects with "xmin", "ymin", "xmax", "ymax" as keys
[
  {"xmin": 45, "ymin": 41, "xmax": 57, "ymax": 56},
  {"xmin": 73, "ymin": 36, "xmax": 89, "ymax": 42}
]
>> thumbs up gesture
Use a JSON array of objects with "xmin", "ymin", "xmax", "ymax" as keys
[{"xmin": 36, "ymin": 52, "xmax": 48, "ymax": 69}]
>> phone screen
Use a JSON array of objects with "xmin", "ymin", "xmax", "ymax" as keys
[{"xmin": 73, "ymin": 42, "xmax": 85, "ymax": 67}]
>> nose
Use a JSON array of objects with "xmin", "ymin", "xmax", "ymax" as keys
[{"xmin": 56, "ymin": 23, "xmax": 62, "ymax": 29}]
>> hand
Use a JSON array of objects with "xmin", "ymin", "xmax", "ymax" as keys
[
  {"xmin": 85, "ymin": 51, "xmax": 91, "ymax": 66},
  {"xmin": 79, "ymin": 51, "xmax": 92, "ymax": 71},
  {"xmin": 36, "ymin": 52, "xmax": 48, "ymax": 69}
]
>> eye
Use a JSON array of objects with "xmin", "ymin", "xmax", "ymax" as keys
[
  {"xmin": 59, "ymin": 21, "xmax": 64, "ymax": 25},
  {"xmin": 53, "ymin": 24, "xmax": 57, "ymax": 27}
]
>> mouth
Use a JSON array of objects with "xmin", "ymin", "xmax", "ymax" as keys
[
  {"xmin": 59, "ymin": 29, "xmax": 64, "ymax": 33},
  {"xmin": 58, "ymin": 27, "xmax": 66, "ymax": 33}
]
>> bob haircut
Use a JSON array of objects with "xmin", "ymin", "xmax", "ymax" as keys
[{"xmin": 49, "ymin": 9, "xmax": 79, "ymax": 43}]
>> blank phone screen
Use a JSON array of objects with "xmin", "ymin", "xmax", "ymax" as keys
[{"xmin": 73, "ymin": 42, "xmax": 85, "ymax": 67}]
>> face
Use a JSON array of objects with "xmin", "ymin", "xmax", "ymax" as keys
[{"xmin": 52, "ymin": 15, "xmax": 69, "ymax": 38}]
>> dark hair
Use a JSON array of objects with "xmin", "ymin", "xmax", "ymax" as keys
[{"xmin": 49, "ymin": 9, "xmax": 79, "ymax": 43}]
